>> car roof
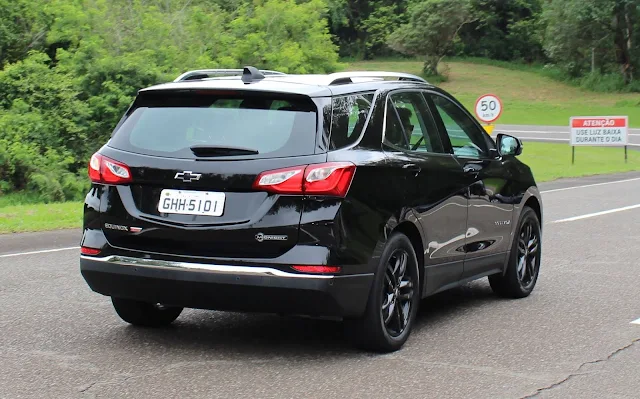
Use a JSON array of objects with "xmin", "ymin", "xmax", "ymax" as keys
[{"xmin": 140, "ymin": 68, "xmax": 436, "ymax": 97}]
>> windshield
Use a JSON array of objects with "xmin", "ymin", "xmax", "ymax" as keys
[{"xmin": 108, "ymin": 91, "xmax": 319, "ymax": 159}]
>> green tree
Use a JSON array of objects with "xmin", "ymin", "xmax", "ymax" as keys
[
  {"xmin": 327, "ymin": 0, "xmax": 410, "ymax": 59},
  {"xmin": 388, "ymin": 0, "xmax": 474, "ymax": 75},
  {"xmin": 0, "ymin": 0, "xmax": 49, "ymax": 67},
  {"xmin": 543, "ymin": 0, "xmax": 639, "ymax": 85},
  {"xmin": 457, "ymin": 0, "xmax": 544, "ymax": 62},
  {"xmin": 227, "ymin": 0, "xmax": 340, "ymax": 73}
]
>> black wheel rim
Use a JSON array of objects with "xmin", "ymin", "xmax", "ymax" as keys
[
  {"xmin": 381, "ymin": 249, "xmax": 414, "ymax": 338},
  {"xmin": 517, "ymin": 220, "xmax": 539, "ymax": 288}
]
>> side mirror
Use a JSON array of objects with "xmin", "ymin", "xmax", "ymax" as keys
[{"xmin": 497, "ymin": 133, "xmax": 522, "ymax": 156}]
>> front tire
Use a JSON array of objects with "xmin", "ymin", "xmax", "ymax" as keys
[
  {"xmin": 111, "ymin": 297, "xmax": 183, "ymax": 327},
  {"xmin": 489, "ymin": 206, "xmax": 541, "ymax": 298},
  {"xmin": 346, "ymin": 232, "xmax": 420, "ymax": 352}
]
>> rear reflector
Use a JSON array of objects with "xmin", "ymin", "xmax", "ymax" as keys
[
  {"xmin": 80, "ymin": 246, "xmax": 101, "ymax": 256},
  {"xmin": 292, "ymin": 265, "xmax": 341, "ymax": 274},
  {"xmin": 253, "ymin": 162, "xmax": 356, "ymax": 197},
  {"xmin": 88, "ymin": 153, "xmax": 132, "ymax": 185}
]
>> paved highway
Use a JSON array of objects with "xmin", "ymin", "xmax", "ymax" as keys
[
  {"xmin": 2, "ymin": 172, "xmax": 640, "ymax": 398},
  {"xmin": 495, "ymin": 124, "xmax": 640, "ymax": 147}
]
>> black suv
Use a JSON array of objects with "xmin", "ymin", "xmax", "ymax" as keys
[{"xmin": 80, "ymin": 67, "xmax": 543, "ymax": 352}]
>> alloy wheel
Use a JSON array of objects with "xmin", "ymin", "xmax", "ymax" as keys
[
  {"xmin": 516, "ymin": 220, "xmax": 539, "ymax": 288},
  {"xmin": 381, "ymin": 249, "xmax": 414, "ymax": 337}
]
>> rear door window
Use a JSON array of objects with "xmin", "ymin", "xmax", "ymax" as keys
[
  {"xmin": 384, "ymin": 92, "xmax": 445, "ymax": 153},
  {"xmin": 109, "ymin": 91, "xmax": 319, "ymax": 159}
]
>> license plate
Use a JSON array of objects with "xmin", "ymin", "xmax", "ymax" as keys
[{"xmin": 158, "ymin": 189, "xmax": 225, "ymax": 216}]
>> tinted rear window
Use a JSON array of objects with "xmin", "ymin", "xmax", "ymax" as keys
[{"xmin": 109, "ymin": 91, "xmax": 318, "ymax": 159}]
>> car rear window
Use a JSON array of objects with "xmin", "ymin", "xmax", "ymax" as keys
[{"xmin": 108, "ymin": 90, "xmax": 319, "ymax": 159}]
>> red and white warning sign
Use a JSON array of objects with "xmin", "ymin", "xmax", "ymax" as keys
[{"xmin": 570, "ymin": 116, "xmax": 628, "ymax": 146}]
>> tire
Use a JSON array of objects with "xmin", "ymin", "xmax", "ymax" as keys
[
  {"xmin": 489, "ymin": 206, "xmax": 541, "ymax": 298},
  {"xmin": 346, "ymin": 232, "xmax": 421, "ymax": 352},
  {"xmin": 111, "ymin": 297, "xmax": 183, "ymax": 327}
]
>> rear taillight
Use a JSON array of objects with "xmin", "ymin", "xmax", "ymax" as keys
[
  {"xmin": 292, "ymin": 265, "xmax": 341, "ymax": 274},
  {"xmin": 253, "ymin": 162, "xmax": 356, "ymax": 197},
  {"xmin": 88, "ymin": 153, "xmax": 132, "ymax": 184},
  {"xmin": 252, "ymin": 165, "xmax": 305, "ymax": 194}
]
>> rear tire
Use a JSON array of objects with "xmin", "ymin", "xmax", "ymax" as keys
[
  {"xmin": 111, "ymin": 297, "xmax": 183, "ymax": 327},
  {"xmin": 489, "ymin": 206, "xmax": 541, "ymax": 298},
  {"xmin": 346, "ymin": 232, "xmax": 420, "ymax": 352}
]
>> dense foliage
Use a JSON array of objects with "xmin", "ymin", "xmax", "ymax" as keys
[
  {"xmin": 0, "ymin": 0, "xmax": 339, "ymax": 201},
  {"xmin": 0, "ymin": 0, "xmax": 639, "ymax": 201}
]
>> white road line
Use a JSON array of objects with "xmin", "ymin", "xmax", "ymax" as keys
[
  {"xmin": 631, "ymin": 318, "xmax": 640, "ymax": 325},
  {"xmin": 0, "ymin": 246, "xmax": 79, "ymax": 258},
  {"xmin": 551, "ymin": 204, "xmax": 640, "ymax": 224},
  {"xmin": 497, "ymin": 130, "xmax": 640, "ymax": 137},
  {"xmin": 495, "ymin": 130, "xmax": 568, "ymax": 134},
  {"xmin": 541, "ymin": 177, "xmax": 640, "ymax": 194},
  {"xmin": 517, "ymin": 137, "xmax": 569, "ymax": 141},
  {"xmin": 514, "ymin": 136, "xmax": 640, "ymax": 146}
]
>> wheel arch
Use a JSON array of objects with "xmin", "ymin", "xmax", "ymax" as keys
[
  {"xmin": 502, "ymin": 186, "xmax": 543, "ymax": 275},
  {"xmin": 524, "ymin": 196, "xmax": 542, "ymax": 230},
  {"xmin": 393, "ymin": 221, "xmax": 425, "ymax": 297}
]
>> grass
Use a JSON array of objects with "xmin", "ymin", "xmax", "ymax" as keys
[
  {"xmin": 0, "ymin": 201, "xmax": 83, "ymax": 234},
  {"xmin": 520, "ymin": 142, "xmax": 640, "ymax": 182},
  {"xmin": 343, "ymin": 59, "xmax": 640, "ymax": 127},
  {"xmin": 0, "ymin": 193, "xmax": 83, "ymax": 234}
]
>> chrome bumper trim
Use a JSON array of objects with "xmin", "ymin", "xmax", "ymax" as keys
[{"xmin": 81, "ymin": 255, "xmax": 334, "ymax": 279}]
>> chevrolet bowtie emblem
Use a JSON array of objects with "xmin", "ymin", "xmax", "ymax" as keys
[{"xmin": 174, "ymin": 171, "xmax": 202, "ymax": 182}]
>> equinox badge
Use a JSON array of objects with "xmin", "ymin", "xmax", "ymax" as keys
[{"xmin": 255, "ymin": 233, "xmax": 288, "ymax": 242}]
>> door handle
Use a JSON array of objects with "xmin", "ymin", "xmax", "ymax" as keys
[
  {"xmin": 402, "ymin": 163, "xmax": 421, "ymax": 175},
  {"xmin": 463, "ymin": 160, "xmax": 486, "ymax": 175}
]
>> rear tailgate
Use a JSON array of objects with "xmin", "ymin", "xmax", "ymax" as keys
[{"xmin": 99, "ymin": 89, "xmax": 326, "ymax": 259}]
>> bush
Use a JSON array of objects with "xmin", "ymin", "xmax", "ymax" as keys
[{"xmin": 578, "ymin": 73, "xmax": 627, "ymax": 93}]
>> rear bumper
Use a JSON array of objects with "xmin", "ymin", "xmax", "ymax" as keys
[{"xmin": 80, "ymin": 255, "xmax": 374, "ymax": 317}]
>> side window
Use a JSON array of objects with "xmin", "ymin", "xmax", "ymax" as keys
[
  {"xmin": 385, "ymin": 92, "xmax": 445, "ymax": 153},
  {"xmin": 429, "ymin": 94, "xmax": 492, "ymax": 158},
  {"xmin": 330, "ymin": 93, "xmax": 374, "ymax": 150}
]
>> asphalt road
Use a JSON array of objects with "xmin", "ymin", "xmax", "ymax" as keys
[
  {"xmin": 495, "ymin": 124, "xmax": 640, "ymax": 147},
  {"xmin": 2, "ymin": 172, "xmax": 640, "ymax": 398}
]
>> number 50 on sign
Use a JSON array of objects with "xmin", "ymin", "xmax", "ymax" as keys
[{"xmin": 474, "ymin": 94, "xmax": 503, "ymax": 124}]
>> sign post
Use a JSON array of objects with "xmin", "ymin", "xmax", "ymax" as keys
[
  {"xmin": 474, "ymin": 94, "xmax": 503, "ymax": 135},
  {"xmin": 569, "ymin": 116, "xmax": 629, "ymax": 164}
]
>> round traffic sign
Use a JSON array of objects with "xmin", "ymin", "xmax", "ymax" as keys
[{"xmin": 474, "ymin": 94, "xmax": 503, "ymax": 123}]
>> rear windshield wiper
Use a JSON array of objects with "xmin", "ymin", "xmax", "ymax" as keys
[{"xmin": 190, "ymin": 145, "xmax": 259, "ymax": 157}]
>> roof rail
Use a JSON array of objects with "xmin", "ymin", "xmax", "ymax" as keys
[
  {"xmin": 173, "ymin": 68, "xmax": 286, "ymax": 82},
  {"xmin": 324, "ymin": 71, "xmax": 427, "ymax": 86}
]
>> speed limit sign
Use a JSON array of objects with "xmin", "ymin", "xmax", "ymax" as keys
[{"xmin": 474, "ymin": 94, "xmax": 503, "ymax": 124}]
